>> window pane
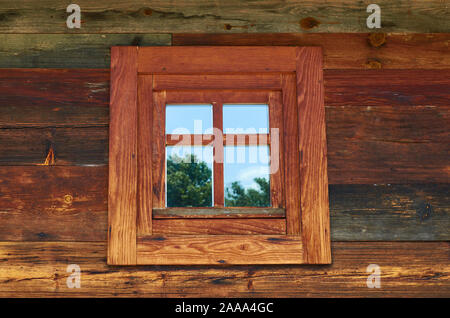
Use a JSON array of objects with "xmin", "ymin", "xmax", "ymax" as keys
[
  {"xmin": 166, "ymin": 146, "xmax": 213, "ymax": 207},
  {"xmin": 224, "ymin": 145, "xmax": 270, "ymax": 207},
  {"xmin": 223, "ymin": 104, "xmax": 269, "ymax": 134},
  {"xmin": 166, "ymin": 105, "xmax": 212, "ymax": 134}
]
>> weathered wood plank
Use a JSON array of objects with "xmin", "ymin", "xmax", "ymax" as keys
[
  {"xmin": 152, "ymin": 218, "xmax": 286, "ymax": 235},
  {"xmin": 0, "ymin": 241, "xmax": 448, "ymax": 297},
  {"xmin": 1, "ymin": 105, "xmax": 447, "ymax": 184},
  {"xmin": 173, "ymin": 33, "xmax": 450, "ymax": 69},
  {"xmin": 324, "ymin": 69, "xmax": 450, "ymax": 107},
  {"xmin": 153, "ymin": 207, "xmax": 285, "ymax": 218},
  {"xmin": 296, "ymin": 47, "xmax": 331, "ymax": 264},
  {"xmin": 0, "ymin": 34, "xmax": 170, "ymax": 68},
  {"xmin": 1, "ymin": 167, "xmax": 447, "ymax": 241},
  {"xmin": 108, "ymin": 46, "xmax": 138, "ymax": 265},
  {"xmin": 326, "ymin": 105, "xmax": 450, "ymax": 184},
  {"xmin": 1, "ymin": 68, "xmax": 448, "ymax": 128},
  {"xmin": 137, "ymin": 235, "xmax": 304, "ymax": 265},
  {"xmin": 330, "ymin": 184, "xmax": 450, "ymax": 241},
  {"xmin": 138, "ymin": 46, "xmax": 296, "ymax": 73},
  {"xmin": 0, "ymin": 127, "xmax": 108, "ymax": 165},
  {"xmin": 0, "ymin": 166, "xmax": 107, "ymax": 241},
  {"xmin": 0, "ymin": 1, "xmax": 448, "ymax": 33}
]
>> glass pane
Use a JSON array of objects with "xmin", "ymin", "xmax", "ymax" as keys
[
  {"xmin": 224, "ymin": 145, "xmax": 270, "ymax": 207},
  {"xmin": 166, "ymin": 104, "xmax": 212, "ymax": 134},
  {"xmin": 166, "ymin": 146, "xmax": 213, "ymax": 207},
  {"xmin": 223, "ymin": 104, "xmax": 269, "ymax": 134}
]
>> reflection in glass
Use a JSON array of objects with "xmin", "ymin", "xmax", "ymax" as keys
[
  {"xmin": 165, "ymin": 146, "xmax": 213, "ymax": 207},
  {"xmin": 224, "ymin": 146, "xmax": 270, "ymax": 207},
  {"xmin": 223, "ymin": 104, "xmax": 269, "ymax": 134},
  {"xmin": 166, "ymin": 104, "xmax": 212, "ymax": 134}
]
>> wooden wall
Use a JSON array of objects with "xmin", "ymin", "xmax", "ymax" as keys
[{"xmin": 0, "ymin": 1, "xmax": 449, "ymax": 297}]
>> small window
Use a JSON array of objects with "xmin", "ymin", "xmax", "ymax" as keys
[{"xmin": 108, "ymin": 46, "xmax": 331, "ymax": 265}]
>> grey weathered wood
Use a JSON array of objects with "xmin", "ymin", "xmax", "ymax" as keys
[
  {"xmin": 0, "ymin": 1, "xmax": 448, "ymax": 33},
  {"xmin": 330, "ymin": 184, "xmax": 450, "ymax": 241},
  {"xmin": 0, "ymin": 34, "xmax": 170, "ymax": 68},
  {"xmin": 153, "ymin": 207, "xmax": 285, "ymax": 218}
]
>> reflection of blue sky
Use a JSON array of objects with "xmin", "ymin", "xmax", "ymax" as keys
[
  {"xmin": 166, "ymin": 105, "xmax": 212, "ymax": 134},
  {"xmin": 224, "ymin": 146, "xmax": 270, "ymax": 192},
  {"xmin": 165, "ymin": 104, "xmax": 269, "ymax": 134},
  {"xmin": 223, "ymin": 104, "xmax": 269, "ymax": 134}
]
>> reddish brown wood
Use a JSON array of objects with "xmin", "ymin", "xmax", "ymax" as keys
[
  {"xmin": 165, "ymin": 90, "xmax": 270, "ymax": 104},
  {"xmin": 153, "ymin": 74, "xmax": 282, "ymax": 90},
  {"xmin": 296, "ymin": 47, "xmax": 331, "ymax": 264},
  {"xmin": 138, "ymin": 47, "xmax": 296, "ymax": 73},
  {"xmin": 108, "ymin": 46, "xmax": 138, "ymax": 265},
  {"xmin": 213, "ymin": 101, "xmax": 224, "ymax": 207},
  {"xmin": 268, "ymin": 91, "xmax": 284, "ymax": 208},
  {"xmin": 152, "ymin": 91, "xmax": 166, "ymax": 208},
  {"xmin": 137, "ymin": 75, "xmax": 153, "ymax": 235},
  {"xmin": 152, "ymin": 218, "xmax": 286, "ymax": 235},
  {"xmin": 281, "ymin": 73, "xmax": 301, "ymax": 235}
]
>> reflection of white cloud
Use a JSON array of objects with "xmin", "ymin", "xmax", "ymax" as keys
[{"xmin": 236, "ymin": 165, "xmax": 269, "ymax": 189}]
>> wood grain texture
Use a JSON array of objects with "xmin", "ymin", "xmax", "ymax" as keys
[
  {"xmin": 326, "ymin": 105, "xmax": 450, "ymax": 184},
  {"xmin": 137, "ymin": 235, "xmax": 303, "ymax": 265},
  {"xmin": 0, "ymin": 166, "xmax": 107, "ymax": 241},
  {"xmin": 296, "ymin": 47, "xmax": 331, "ymax": 264},
  {"xmin": 0, "ymin": 241, "xmax": 448, "ymax": 297},
  {"xmin": 268, "ymin": 91, "xmax": 284, "ymax": 209},
  {"xmin": 0, "ymin": 1, "xmax": 448, "ymax": 33},
  {"xmin": 153, "ymin": 74, "xmax": 282, "ymax": 90},
  {"xmin": 282, "ymin": 74, "xmax": 301, "ymax": 234},
  {"xmin": 152, "ymin": 219, "xmax": 286, "ymax": 235},
  {"xmin": 0, "ymin": 166, "xmax": 447, "ymax": 241},
  {"xmin": 153, "ymin": 207, "xmax": 285, "ymax": 218},
  {"xmin": 108, "ymin": 47, "xmax": 138, "ymax": 265},
  {"xmin": 138, "ymin": 47, "xmax": 296, "ymax": 73},
  {"xmin": 324, "ymin": 69, "xmax": 450, "ymax": 107},
  {"xmin": 151, "ymin": 91, "xmax": 166, "ymax": 208},
  {"xmin": 2, "ymin": 68, "xmax": 447, "ymax": 127},
  {"xmin": 173, "ymin": 33, "xmax": 450, "ymax": 69},
  {"xmin": 0, "ymin": 34, "xmax": 170, "ymax": 68},
  {"xmin": 137, "ymin": 75, "xmax": 153, "ymax": 235}
]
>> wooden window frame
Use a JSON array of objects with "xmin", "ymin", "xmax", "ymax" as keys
[{"xmin": 108, "ymin": 46, "xmax": 331, "ymax": 265}]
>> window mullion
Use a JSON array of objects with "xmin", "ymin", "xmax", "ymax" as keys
[{"xmin": 212, "ymin": 101, "xmax": 224, "ymax": 207}]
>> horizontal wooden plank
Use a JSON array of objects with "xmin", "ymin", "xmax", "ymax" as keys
[
  {"xmin": 0, "ymin": 241, "xmax": 448, "ymax": 297},
  {"xmin": 1, "ymin": 68, "xmax": 448, "ymax": 128},
  {"xmin": 0, "ymin": 127, "xmax": 108, "ymax": 165},
  {"xmin": 153, "ymin": 74, "xmax": 282, "ymax": 90},
  {"xmin": 326, "ymin": 105, "xmax": 449, "ymax": 184},
  {"xmin": 173, "ymin": 33, "xmax": 450, "ymax": 69},
  {"xmin": 153, "ymin": 208, "xmax": 285, "ymax": 218},
  {"xmin": 0, "ymin": 166, "xmax": 447, "ymax": 241},
  {"xmin": 152, "ymin": 218, "xmax": 286, "ymax": 235},
  {"xmin": 138, "ymin": 46, "xmax": 296, "ymax": 73},
  {"xmin": 0, "ymin": 166, "xmax": 107, "ymax": 241},
  {"xmin": 0, "ymin": 1, "xmax": 448, "ymax": 33},
  {"xmin": 137, "ymin": 235, "xmax": 303, "ymax": 265},
  {"xmin": 1, "ymin": 105, "xmax": 447, "ymax": 184},
  {"xmin": 0, "ymin": 34, "xmax": 170, "ymax": 68},
  {"xmin": 324, "ymin": 69, "xmax": 450, "ymax": 107}
]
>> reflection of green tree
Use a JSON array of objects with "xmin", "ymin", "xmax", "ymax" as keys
[
  {"xmin": 225, "ymin": 177, "xmax": 270, "ymax": 207},
  {"xmin": 167, "ymin": 154, "xmax": 270, "ymax": 207},
  {"xmin": 167, "ymin": 154, "xmax": 212, "ymax": 207}
]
